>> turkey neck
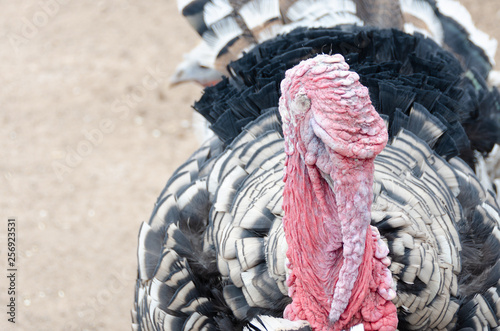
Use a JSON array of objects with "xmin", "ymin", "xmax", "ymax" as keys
[
  {"xmin": 282, "ymin": 139, "xmax": 376, "ymax": 331},
  {"xmin": 279, "ymin": 54, "xmax": 394, "ymax": 330}
]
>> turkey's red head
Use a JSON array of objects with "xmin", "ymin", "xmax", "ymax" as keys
[
  {"xmin": 279, "ymin": 54, "xmax": 387, "ymax": 165},
  {"xmin": 279, "ymin": 54, "xmax": 396, "ymax": 331}
]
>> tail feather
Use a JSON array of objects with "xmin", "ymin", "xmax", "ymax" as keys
[
  {"xmin": 174, "ymin": 0, "xmax": 497, "ymax": 86},
  {"xmin": 435, "ymin": 0, "xmax": 497, "ymax": 65},
  {"xmin": 354, "ymin": 0, "xmax": 403, "ymax": 28},
  {"xmin": 456, "ymin": 267, "xmax": 500, "ymax": 329}
]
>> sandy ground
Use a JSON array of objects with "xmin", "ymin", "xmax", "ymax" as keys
[{"xmin": 0, "ymin": 1, "xmax": 499, "ymax": 330}]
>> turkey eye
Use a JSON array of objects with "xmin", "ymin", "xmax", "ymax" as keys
[{"xmin": 291, "ymin": 92, "xmax": 311, "ymax": 114}]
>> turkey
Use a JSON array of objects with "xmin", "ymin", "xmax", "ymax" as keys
[{"xmin": 132, "ymin": 0, "xmax": 500, "ymax": 330}]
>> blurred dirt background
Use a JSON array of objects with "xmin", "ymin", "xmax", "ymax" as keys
[{"xmin": 0, "ymin": 1, "xmax": 499, "ymax": 330}]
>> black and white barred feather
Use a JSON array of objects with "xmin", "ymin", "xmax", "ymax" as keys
[{"xmin": 172, "ymin": 0, "xmax": 498, "ymax": 86}]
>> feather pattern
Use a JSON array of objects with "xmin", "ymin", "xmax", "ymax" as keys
[{"xmin": 173, "ymin": 0, "xmax": 496, "ymax": 86}]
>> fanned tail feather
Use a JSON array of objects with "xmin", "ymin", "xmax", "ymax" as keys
[{"xmin": 173, "ymin": 0, "xmax": 497, "ymax": 86}]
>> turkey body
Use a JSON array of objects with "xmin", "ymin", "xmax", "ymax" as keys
[{"xmin": 133, "ymin": 4, "xmax": 500, "ymax": 331}]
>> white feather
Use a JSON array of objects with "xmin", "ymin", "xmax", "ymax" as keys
[
  {"xmin": 202, "ymin": 16, "xmax": 244, "ymax": 53},
  {"xmin": 488, "ymin": 70, "xmax": 500, "ymax": 86},
  {"xmin": 235, "ymin": 237, "xmax": 265, "ymax": 271},
  {"xmin": 137, "ymin": 222, "xmax": 158, "ymax": 280},
  {"xmin": 244, "ymin": 315, "xmax": 311, "ymax": 330},
  {"xmin": 485, "ymin": 144, "xmax": 500, "ymax": 178},
  {"xmin": 203, "ymin": 0, "xmax": 234, "ymax": 27},
  {"xmin": 192, "ymin": 112, "xmax": 214, "ymax": 143},
  {"xmin": 286, "ymin": 0, "xmax": 356, "ymax": 23},
  {"xmin": 257, "ymin": 24, "xmax": 287, "ymax": 43},
  {"xmin": 475, "ymin": 151, "xmax": 494, "ymax": 193},
  {"xmin": 183, "ymin": 312, "xmax": 210, "ymax": 329},
  {"xmin": 482, "ymin": 202, "xmax": 500, "ymax": 224},
  {"xmin": 177, "ymin": 0, "xmax": 193, "ymax": 12},
  {"xmin": 494, "ymin": 179, "xmax": 500, "ymax": 203},
  {"xmin": 315, "ymin": 12, "xmax": 363, "ymax": 27},
  {"xmin": 239, "ymin": 0, "xmax": 281, "ymax": 30},
  {"xmin": 222, "ymin": 227, "xmax": 252, "ymax": 260},
  {"xmin": 435, "ymin": 0, "xmax": 497, "ymax": 65},
  {"xmin": 400, "ymin": 0, "xmax": 444, "ymax": 44}
]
